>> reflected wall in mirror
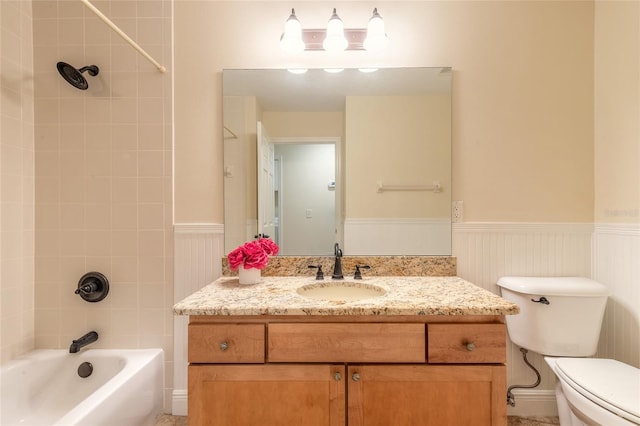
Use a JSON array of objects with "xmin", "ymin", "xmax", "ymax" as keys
[{"xmin": 223, "ymin": 67, "xmax": 452, "ymax": 256}]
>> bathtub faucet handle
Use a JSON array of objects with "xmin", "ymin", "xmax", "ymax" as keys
[
  {"xmin": 75, "ymin": 281, "xmax": 98, "ymax": 295},
  {"xmin": 75, "ymin": 272, "xmax": 109, "ymax": 303}
]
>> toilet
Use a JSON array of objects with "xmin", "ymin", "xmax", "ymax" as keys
[{"xmin": 497, "ymin": 276, "xmax": 640, "ymax": 426}]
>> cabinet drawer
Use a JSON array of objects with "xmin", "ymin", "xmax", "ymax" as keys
[
  {"xmin": 189, "ymin": 323, "xmax": 265, "ymax": 363},
  {"xmin": 427, "ymin": 323, "xmax": 506, "ymax": 364},
  {"xmin": 268, "ymin": 323, "xmax": 425, "ymax": 363}
]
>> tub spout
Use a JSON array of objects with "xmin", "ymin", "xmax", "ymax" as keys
[{"xmin": 69, "ymin": 331, "xmax": 99, "ymax": 353}]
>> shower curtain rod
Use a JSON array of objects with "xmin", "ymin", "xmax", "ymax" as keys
[{"xmin": 80, "ymin": 0, "xmax": 166, "ymax": 73}]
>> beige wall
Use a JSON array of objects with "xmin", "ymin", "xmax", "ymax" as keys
[
  {"xmin": 0, "ymin": 0, "xmax": 35, "ymax": 363},
  {"xmin": 263, "ymin": 111, "xmax": 344, "ymax": 138},
  {"xmin": 223, "ymin": 96, "xmax": 260, "ymax": 250},
  {"xmin": 345, "ymin": 95, "xmax": 451, "ymax": 219},
  {"xmin": 175, "ymin": 1, "xmax": 595, "ymax": 224},
  {"xmin": 592, "ymin": 0, "xmax": 639, "ymax": 370},
  {"xmin": 594, "ymin": 0, "xmax": 640, "ymax": 224}
]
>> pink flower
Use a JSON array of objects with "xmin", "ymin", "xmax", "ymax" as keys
[
  {"xmin": 242, "ymin": 240, "xmax": 269, "ymax": 269},
  {"xmin": 227, "ymin": 246, "xmax": 246, "ymax": 270},
  {"xmin": 258, "ymin": 238, "xmax": 279, "ymax": 256},
  {"xmin": 227, "ymin": 238, "xmax": 279, "ymax": 271}
]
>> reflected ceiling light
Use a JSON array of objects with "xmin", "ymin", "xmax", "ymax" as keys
[
  {"xmin": 322, "ymin": 8, "xmax": 348, "ymax": 52},
  {"xmin": 324, "ymin": 68, "xmax": 345, "ymax": 73},
  {"xmin": 280, "ymin": 8, "xmax": 389, "ymax": 52},
  {"xmin": 279, "ymin": 9, "xmax": 305, "ymax": 54},
  {"xmin": 363, "ymin": 8, "xmax": 389, "ymax": 52},
  {"xmin": 358, "ymin": 68, "xmax": 379, "ymax": 73},
  {"xmin": 287, "ymin": 68, "xmax": 308, "ymax": 74}
]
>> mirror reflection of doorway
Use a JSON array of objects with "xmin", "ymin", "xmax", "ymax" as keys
[{"xmin": 273, "ymin": 141, "xmax": 336, "ymax": 255}]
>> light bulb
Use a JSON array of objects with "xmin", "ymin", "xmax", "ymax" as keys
[
  {"xmin": 363, "ymin": 8, "xmax": 389, "ymax": 52},
  {"xmin": 322, "ymin": 8, "xmax": 348, "ymax": 52},
  {"xmin": 280, "ymin": 9, "xmax": 305, "ymax": 53}
]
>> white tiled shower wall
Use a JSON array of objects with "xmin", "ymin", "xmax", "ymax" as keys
[
  {"xmin": 1, "ymin": 0, "xmax": 36, "ymax": 363},
  {"xmin": 3, "ymin": 0, "xmax": 175, "ymax": 409}
]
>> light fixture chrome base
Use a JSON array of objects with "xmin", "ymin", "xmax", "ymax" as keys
[{"xmin": 302, "ymin": 28, "xmax": 367, "ymax": 51}]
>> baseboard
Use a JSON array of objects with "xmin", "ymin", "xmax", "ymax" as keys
[
  {"xmin": 171, "ymin": 389, "xmax": 187, "ymax": 416},
  {"xmin": 507, "ymin": 390, "xmax": 558, "ymax": 417},
  {"xmin": 172, "ymin": 388, "xmax": 554, "ymax": 417}
]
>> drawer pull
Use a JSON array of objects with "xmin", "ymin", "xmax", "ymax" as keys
[
  {"xmin": 466, "ymin": 342, "xmax": 476, "ymax": 352},
  {"xmin": 334, "ymin": 372, "xmax": 342, "ymax": 381},
  {"xmin": 352, "ymin": 373, "xmax": 361, "ymax": 382},
  {"xmin": 219, "ymin": 341, "xmax": 229, "ymax": 351}
]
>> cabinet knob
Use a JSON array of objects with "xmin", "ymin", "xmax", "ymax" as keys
[
  {"xmin": 466, "ymin": 342, "xmax": 476, "ymax": 352},
  {"xmin": 334, "ymin": 372, "xmax": 342, "ymax": 381},
  {"xmin": 352, "ymin": 373, "xmax": 361, "ymax": 382},
  {"xmin": 219, "ymin": 341, "xmax": 229, "ymax": 351}
]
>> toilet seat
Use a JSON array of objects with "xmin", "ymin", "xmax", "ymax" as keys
[{"xmin": 554, "ymin": 358, "xmax": 640, "ymax": 424}]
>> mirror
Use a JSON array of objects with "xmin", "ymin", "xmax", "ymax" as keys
[{"xmin": 223, "ymin": 67, "xmax": 452, "ymax": 256}]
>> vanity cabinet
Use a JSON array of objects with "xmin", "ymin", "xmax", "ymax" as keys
[
  {"xmin": 187, "ymin": 316, "xmax": 507, "ymax": 426},
  {"xmin": 347, "ymin": 364, "xmax": 505, "ymax": 425},
  {"xmin": 188, "ymin": 364, "xmax": 345, "ymax": 426}
]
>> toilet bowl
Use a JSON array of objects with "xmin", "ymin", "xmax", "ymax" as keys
[
  {"xmin": 496, "ymin": 276, "xmax": 639, "ymax": 426},
  {"xmin": 546, "ymin": 357, "xmax": 640, "ymax": 426}
]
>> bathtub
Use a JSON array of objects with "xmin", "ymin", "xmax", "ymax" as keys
[{"xmin": 0, "ymin": 348, "xmax": 164, "ymax": 426}]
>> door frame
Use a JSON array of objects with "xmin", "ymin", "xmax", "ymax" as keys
[{"xmin": 271, "ymin": 136, "xmax": 343, "ymax": 250}]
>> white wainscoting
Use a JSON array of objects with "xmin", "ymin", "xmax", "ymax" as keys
[
  {"xmin": 593, "ymin": 223, "xmax": 640, "ymax": 368},
  {"xmin": 172, "ymin": 223, "xmax": 224, "ymax": 415},
  {"xmin": 344, "ymin": 218, "xmax": 451, "ymax": 255},
  {"xmin": 452, "ymin": 222, "xmax": 593, "ymax": 417}
]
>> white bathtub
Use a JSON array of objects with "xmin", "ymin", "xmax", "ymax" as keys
[{"xmin": 0, "ymin": 348, "xmax": 164, "ymax": 426}]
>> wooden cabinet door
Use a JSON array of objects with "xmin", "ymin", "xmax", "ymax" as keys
[
  {"xmin": 188, "ymin": 364, "xmax": 346, "ymax": 426},
  {"xmin": 347, "ymin": 365, "xmax": 506, "ymax": 426}
]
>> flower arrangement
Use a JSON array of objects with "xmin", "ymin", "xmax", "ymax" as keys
[{"xmin": 227, "ymin": 237, "xmax": 279, "ymax": 270}]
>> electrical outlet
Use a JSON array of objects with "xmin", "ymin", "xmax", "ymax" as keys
[{"xmin": 452, "ymin": 201, "xmax": 464, "ymax": 223}]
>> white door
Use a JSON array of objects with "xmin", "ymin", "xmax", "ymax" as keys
[{"xmin": 257, "ymin": 122, "xmax": 275, "ymax": 240}]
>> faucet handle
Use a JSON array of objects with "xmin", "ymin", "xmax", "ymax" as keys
[
  {"xmin": 308, "ymin": 265, "xmax": 324, "ymax": 280},
  {"xmin": 353, "ymin": 265, "xmax": 370, "ymax": 280}
]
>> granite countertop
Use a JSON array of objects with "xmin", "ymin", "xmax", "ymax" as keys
[{"xmin": 173, "ymin": 276, "xmax": 520, "ymax": 316}]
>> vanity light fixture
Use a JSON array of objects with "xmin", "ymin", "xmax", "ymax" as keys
[
  {"xmin": 323, "ymin": 8, "xmax": 348, "ymax": 52},
  {"xmin": 280, "ymin": 8, "xmax": 389, "ymax": 53},
  {"xmin": 363, "ymin": 8, "xmax": 389, "ymax": 52},
  {"xmin": 280, "ymin": 9, "xmax": 305, "ymax": 53}
]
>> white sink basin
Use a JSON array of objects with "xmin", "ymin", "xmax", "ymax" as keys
[{"xmin": 297, "ymin": 281, "xmax": 387, "ymax": 302}]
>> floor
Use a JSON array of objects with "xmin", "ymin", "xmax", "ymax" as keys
[{"xmin": 155, "ymin": 414, "xmax": 560, "ymax": 425}]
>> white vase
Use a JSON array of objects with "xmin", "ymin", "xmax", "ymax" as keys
[{"xmin": 238, "ymin": 267, "xmax": 261, "ymax": 285}]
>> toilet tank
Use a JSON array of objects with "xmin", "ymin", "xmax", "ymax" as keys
[{"xmin": 497, "ymin": 277, "xmax": 609, "ymax": 357}]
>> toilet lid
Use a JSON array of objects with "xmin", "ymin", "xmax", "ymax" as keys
[{"xmin": 555, "ymin": 358, "xmax": 640, "ymax": 422}]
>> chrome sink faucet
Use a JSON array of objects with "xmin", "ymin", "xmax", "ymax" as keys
[
  {"xmin": 332, "ymin": 243, "xmax": 344, "ymax": 279},
  {"xmin": 69, "ymin": 331, "xmax": 98, "ymax": 353}
]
